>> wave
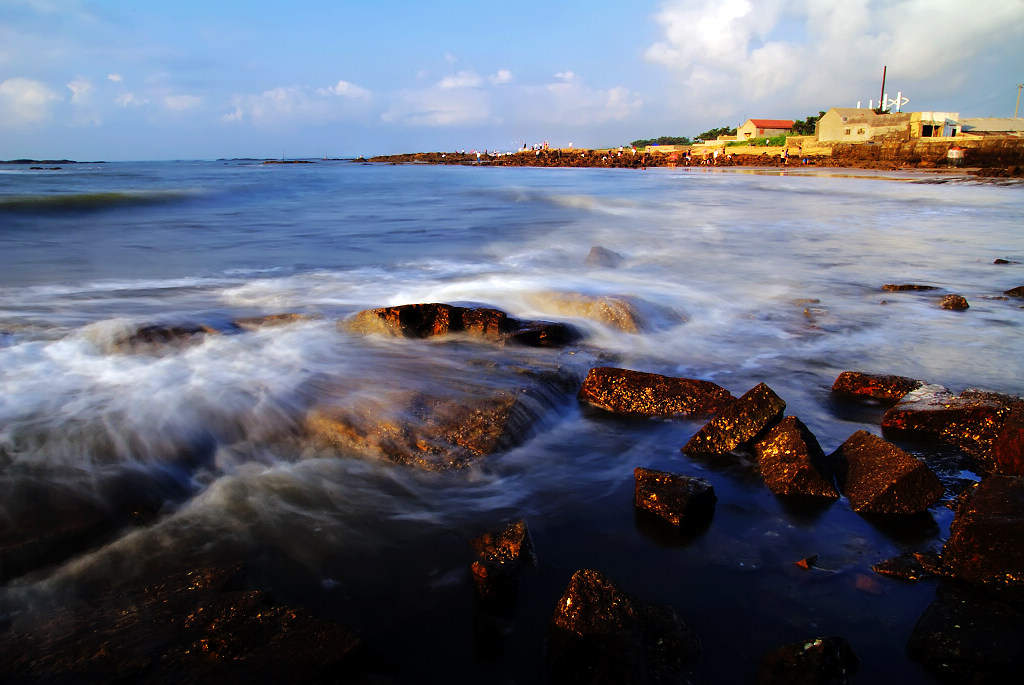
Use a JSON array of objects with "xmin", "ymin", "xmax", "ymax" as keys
[{"xmin": 0, "ymin": 189, "xmax": 200, "ymax": 214}]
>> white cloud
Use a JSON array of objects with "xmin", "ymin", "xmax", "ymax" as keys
[
  {"xmin": 317, "ymin": 79, "xmax": 371, "ymax": 98},
  {"xmin": 164, "ymin": 94, "xmax": 201, "ymax": 111},
  {"xmin": 645, "ymin": 0, "xmax": 1024, "ymax": 119},
  {"xmin": 107, "ymin": 73, "xmax": 122, "ymax": 82},
  {"xmin": 0, "ymin": 77, "xmax": 61, "ymax": 125},
  {"xmin": 489, "ymin": 69, "xmax": 513, "ymax": 86},
  {"xmin": 115, "ymin": 92, "xmax": 144, "ymax": 108},
  {"xmin": 438, "ymin": 70, "xmax": 483, "ymax": 90},
  {"xmin": 509, "ymin": 73, "xmax": 641, "ymax": 126},
  {"xmin": 224, "ymin": 81, "xmax": 371, "ymax": 125},
  {"xmin": 554, "ymin": 71, "xmax": 576, "ymax": 82},
  {"xmin": 382, "ymin": 87, "xmax": 491, "ymax": 127},
  {"xmin": 66, "ymin": 77, "xmax": 92, "ymax": 104}
]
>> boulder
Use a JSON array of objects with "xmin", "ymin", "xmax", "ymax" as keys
[
  {"xmin": 0, "ymin": 565, "xmax": 384, "ymax": 683},
  {"xmin": 584, "ymin": 246, "xmax": 625, "ymax": 268},
  {"xmin": 829, "ymin": 430, "xmax": 943, "ymax": 515},
  {"xmin": 526, "ymin": 293, "xmax": 647, "ymax": 333},
  {"xmin": 470, "ymin": 519, "xmax": 537, "ymax": 612},
  {"xmin": 232, "ymin": 313, "xmax": 318, "ymax": 330},
  {"xmin": 756, "ymin": 636, "xmax": 859, "ymax": 685},
  {"xmin": 882, "ymin": 386, "xmax": 1023, "ymax": 466},
  {"xmin": 830, "ymin": 371, "xmax": 923, "ymax": 404},
  {"xmin": 882, "ymin": 284, "xmax": 939, "ymax": 292},
  {"xmin": 942, "ymin": 475, "xmax": 1024, "ymax": 585},
  {"xmin": 939, "ymin": 294, "xmax": 970, "ymax": 310},
  {"xmin": 991, "ymin": 409, "xmax": 1024, "ymax": 476},
  {"xmin": 682, "ymin": 382, "xmax": 786, "ymax": 457},
  {"xmin": 752, "ymin": 417, "xmax": 839, "ymax": 499},
  {"xmin": 111, "ymin": 323, "xmax": 219, "ymax": 353},
  {"xmin": 547, "ymin": 569, "xmax": 700, "ymax": 685},
  {"xmin": 344, "ymin": 302, "xmax": 580, "ymax": 347},
  {"xmin": 634, "ymin": 467, "xmax": 716, "ymax": 527},
  {"xmin": 907, "ymin": 581, "xmax": 1024, "ymax": 682},
  {"xmin": 871, "ymin": 550, "xmax": 944, "ymax": 582},
  {"xmin": 578, "ymin": 367, "xmax": 735, "ymax": 418},
  {"xmin": 1004, "ymin": 285, "xmax": 1024, "ymax": 298}
]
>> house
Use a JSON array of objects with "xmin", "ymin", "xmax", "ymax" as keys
[
  {"xmin": 959, "ymin": 118, "xmax": 1024, "ymax": 136},
  {"xmin": 737, "ymin": 119, "xmax": 794, "ymax": 140},
  {"xmin": 816, "ymin": 108, "xmax": 960, "ymax": 142}
]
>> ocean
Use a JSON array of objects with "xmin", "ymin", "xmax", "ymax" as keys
[{"xmin": 1, "ymin": 160, "xmax": 1022, "ymax": 682}]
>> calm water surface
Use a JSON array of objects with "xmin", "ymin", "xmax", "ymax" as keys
[{"xmin": 1, "ymin": 161, "xmax": 1022, "ymax": 682}]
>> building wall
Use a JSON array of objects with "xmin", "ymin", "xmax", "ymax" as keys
[
  {"xmin": 737, "ymin": 120, "xmax": 791, "ymax": 139},
  {"xmin": 816, "ymin": 109, "xmax": 913, "ymax": 142}
]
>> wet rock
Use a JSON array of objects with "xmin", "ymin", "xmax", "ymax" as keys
[
  {"xmin": 752, "ymin": 416, "xmax": 839, "ymax": 500},
  {"xmin": 831, "ymin": 371, "xmax": 924, "ymax": 404},
  {"xmin": 942, "ymin": 475, "xmax": 1024, "ymax": 585},
  {"xmin": 345, "ymin": 302, "xmax": 581, "ymax": 347},
  {"xmin": 881, "ymin": 386, "xmax": 1024, "ymax": 466},
  {"xmin": 111, "ymin": 323, "xmax": 219, "ymax": 352},
  {"xmin": 756, "ymin": 636, "xmax": 859, "ymax": 685},
  {"xmin": 634, "ymin": 466, "xmax": 716, "ymax": 528},
  {"xmin": 1004, "ymin": 285, "xmax": 1024, "ymax": 298},
  {"xmin": 584, "ymin": 245, "xmax": 625, "ymax": 267},
  {"xmin": 994, "ymin": 258, "xmax": 1019, "ymax": 265},
  {"xmin": 882, "ymin": 283, "xmax": 939, "ymax": 292},
  {"xmin": 682, "ymin": 382, "xmax": 786, "ymax": 457},
  {"xmin": 907, "ymin": 581, "xmax": 1024, "ymax": 682},
  {"xmin": 470, "ymin": 519, "xmax": 537, "ymax": 613},
  {"xmin": 829, "ymin": 430, "xmax": 943, "ymax": 515},
  {"xmin": 938, "ymin": 294, "xmax": 970, "ymax": 310},
  {"xmin": 991, "ymin": 408, "xmax": 1024, "ymax": 476},
  {"xmin": 0, "ymin": 564, "xmax": 385, "ymax": 684},
  {"xmin": 547, "ymin": 568, "xmax": 700, "ymax": 685},
  {"xmin": 525, "ymin": 293, "xmax": 652, "ymax": 333},
  {"xmin": 578, "ymin": 367, "xmax": 735, "ymax": 418},
  {"xmin": 871, "ymin": 550, "xmax": 944, "ymax": 582},
  {"xmin": 232, "ymin": 313, "xmax": 319, "ymax": 330}
]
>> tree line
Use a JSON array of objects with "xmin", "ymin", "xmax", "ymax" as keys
[{"xmin": 630, "ymin": 111, "xmax": 825, "ymax": 148}]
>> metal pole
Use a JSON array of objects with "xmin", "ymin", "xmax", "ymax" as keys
[
  {"xmin": 1016, "ymin": 84, "xmax": 1023, "ymax": 118},
  {"xmin": 879, "ymin": 66, "xmax": 887, "ymax": 112}
]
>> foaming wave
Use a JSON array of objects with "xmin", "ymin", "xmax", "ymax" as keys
[{"xmin": 0, "ymin": 189, "xmax": 204, "ymax": 214}]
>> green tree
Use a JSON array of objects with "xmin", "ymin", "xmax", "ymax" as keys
[
  {"xmin": 631, "ymin": 135, "xmax": 693, "ymax": 147},
  {"xmin": 694, "ymin": 126, "xmax": 737, "ymax": 142},
  {"xmin": 791, "ymin": 111, "xmax": 826, "ymax": 136}
]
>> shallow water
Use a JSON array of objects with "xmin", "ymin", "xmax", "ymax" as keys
[{"xmin": 1, "ymin": 161, "xmax": 1022, "ymax": 682}]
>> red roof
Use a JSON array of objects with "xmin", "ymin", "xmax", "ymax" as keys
[{"xmin": 749, "ymin": 119, "xmax": 794, "ymax": 129}]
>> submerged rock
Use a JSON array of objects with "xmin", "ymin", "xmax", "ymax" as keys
[
  {"xmin": 110, "ymin": 322, "xmax": 219, "ymax": 353},
  {"xmin": 1004, "ymin": 285, "xmax": 1024, "ymax": 298},
  {"xmin": 634, "ymin": 466, "xmax": 716, "ymax": 528},
  {"xmin": 882, "ymin": 284, "xmax": 939, "ymax": 292},
  {"xmin": 939, "ymin": 294, "xmax": 970, "ymax": 310},
  {"xmin": 345, "ymin": 302, "xmax": 580, "ymax": 347},
  {"xmin": 525, "ymin": 292, "xmax": 649, "ymax": 333},
  {"xmin": 942, "ymin": 475, "xmax": 1024, "ymax": 585},
  {"xmin": 231, "ymin": 313, "xmax": 319, "ymax": 330},
  {"xmin": 470, "ymin": 519, "xmax": 537, "ymax": 613},
  {"xmin": 830, "ymin": 430, "xmax": 943, "ymax": 515},
  {"xmin": 752, "ymin": 416, "xmax": 839, "ymax": 500},
  {"xmin": 578, "ymin": 367, "xmax": 735, "ymax": 418},
  {"xmin": 831, "ymin": 371, "xmax": 924, "ymax": 405},
  {"xmin": 584, "ymin": 245, "xmax": 625, "ymax": 268},
  {"xmin": 682, "ymin": 382, "xmax": 786, "ymax": 457},
  {"xmin": 756, "ymin": 636, "xmax": 858, "ymax": 685},
  {"xmin": 871, "ymin": 550, "xmax": 944, "ymax": 582},
  {"xmin": 547, "ymin": 568, "xmax": 701, "ymax": 685}
]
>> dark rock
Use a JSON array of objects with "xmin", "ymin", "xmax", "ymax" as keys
[
  {"xmin": 752, "ymin": 416, "xmax": 839, "ymax": 499},
  {"xmin": 634, "ymin": 466, "xmax": 716, "ymax": 527},
  {"xmin": 470, "ymin": 519, "xmax": 537, "ymax": 612},
  {"xmin": 578, "ymin": 367, "xmax": 735, "ymax": 418},
  {"xmin": 907, "ymin": 581, "xmax": 1024, "ymax": 682},
  {"xmin": 829, "ymin": 430, "xmax": 943, "ymax": 515},
  {"xmin": 345, "ymin": 302, "xmax": 581, "ymax": 347},
  {"xmin": 882, "ymin": 284, "xmax": 939, "ymax": 292},
  {"xmin": 756, "ymin": 636, "xmax": 859, "ymax": 685},
  {"xmin": 991, "ymin": 408, "xmax": 1024, "ymax": 476},
  {"xmin": 0, "ymin": 565, "xmax": 385, "ymax": 684},
  {"xmin": 939, "ymin": 294, "xmax": 970, "ymax": 310},
  {"xmin": 111, "ymin": 323, "xmax": 219, "ymax": 352},
  {"xmin": 882, "ymin": 386, "xmax": 1023, "ymax": 466},
  {"xmin": 232, "ymin": 313, "xmax": 319, "ymax": 330},
  {"xmin": 682, "ymin": 382, "xmax": 786, "ymax": 457},
  {"xmin": 872, "ymin": 550, "xmax": 944, "ymax": 582},
  {"xmin": 584, "ymin": 246, "xmax": 625, "ymax": 268},
  {"xmin": 831, "ymin": 371, "xmax": 924, "ymax": 404},
  {"xmin": 994, "ymin": 258, "xmax": 1019, "ymax": 264},
  {"xmin": 942, "ymin": 475, "xmax": 1024, "ymax": 585},
  {"xmin": 1004, "ymin": 285, "xmax": 1024, "ymax": 298},
  {"xmin": 547, "ymin": 568, "xmax": 700, "ymax": 685}
]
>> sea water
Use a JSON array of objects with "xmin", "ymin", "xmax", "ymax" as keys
[{"xmin": 1, "ymin": 160, "xmax": 1022, "ymax": 682}]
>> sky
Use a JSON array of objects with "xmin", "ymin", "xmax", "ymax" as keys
[{"xmin": 2, "ymin": 0, "xmax": 1023, "ymax": 161}]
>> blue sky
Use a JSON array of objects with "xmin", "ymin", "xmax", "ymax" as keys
[{"xmin": 2, "ymin": 0, "xmax": 1022, "ymax": 160}]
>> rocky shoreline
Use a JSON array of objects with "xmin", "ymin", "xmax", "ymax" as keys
[{"xmin": 2, "ymin": 283, "xmax": 1023, "ymax": 682}]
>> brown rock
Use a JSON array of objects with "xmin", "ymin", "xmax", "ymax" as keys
[
  {"xmin": 991, "ymin": 409, "xmax": 1024, "ymax": 476},
  {"xmin": 682, "ymin": 382, "xmax": 786, "ymax": 456},
  {"xmin": 830, "ymin": 430, "xmax": 944, "ymax": 515},
  {"xmin": 578, "ymin": 367, "xmax": 735, "ymax": 418},
  {"xmin": 752, "ymin": 416, "xmax": 839, "ymax": 499},
  {"xmin": 943, "ymin": 475, "xmax": 1024, "ymax": 585},
  {"xmin": 111, "ymin": 323, "xmax": 218, "ymax": 352},
  {"xmin": 830, "ymin": 371, "xmax": 923, "ymax": 404},
  {"xmin": 882, "ymin": 386, "xmax": 1023, "ymax": 464},
  {"xmin": 526, "ymin": 293, "xmax": 650, "ymax": 333},
  {"xmin": 756, "ymin": 636, "xmax": 859, "ymax": 685},
  {"xmin": 547, "ymin": 569, "xmax": 700, "ymax": 685},
  {"xmin": 882, "ymin": 283, "xmax": 939, "ymax": 292},
  {"xmin": 584, "ymin": 246, "xmax": 625, "ymax": 267},
  {"xmin": 871, "ymin": 550, "xmax": 944, "ymax": 582},
  {"xmin": 1004, "ymin": 285, "xmax": 1024, "ymax": 298},
  {"xmin": 939, "ymin": 294, "xmax": 970, "ymax": 310},
  {"xmin": 232, "ymin": 313, "xmax": 319, "ymax": 330},
  {"xmin": 470, "ymin": 519, "xmax": 537, "ymax": 612},
  {"xmin": 345, "ymin": 302, "xmax": 580, "ymax": 347},
  {"xmin": 634, "ymin": 467, "xmax": 716, "ymax": 527}
]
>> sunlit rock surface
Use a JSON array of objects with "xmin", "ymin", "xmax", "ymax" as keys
[
  {"xmin": 682, "ymin": 382, "xmax": 786, "ymax": 457},
  {"xmin": 634, "ymin": 466, "xmax": 716, "ymax": 527},
  {"xmin": 752, "ymin": 416, "xmax": 839, "ymax": 500},
  {"xmin": 830, "ymin": 430, "xmax": 943, "ymax": 515},
  {"xmin": 470, "ymin": 518, "xmax": 537, "ymax": 613},
  {"xmin": 831, "ymin": 371, "xmax": 923, "ymax": 405},
  {"xmin": 578, "ymin": 367, "xmax": 734, "ymax": 418},
  {"xmin": 942, "ymin": 475, "xmax": 1024, "ymax": 585}
]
